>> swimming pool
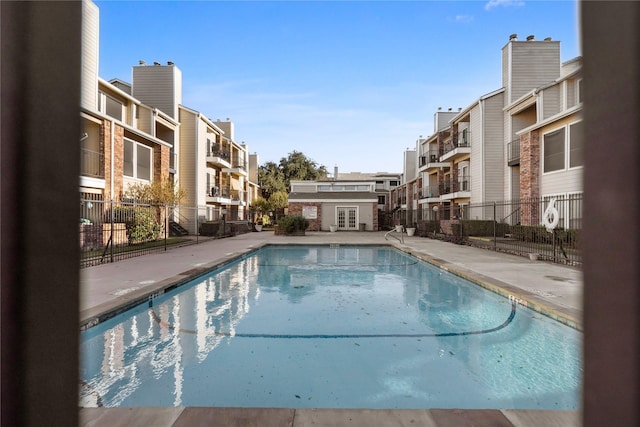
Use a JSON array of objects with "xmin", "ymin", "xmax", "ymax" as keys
[{"xmin": 80, "ymin": 245, "xmax": 582, "ymax": 409}]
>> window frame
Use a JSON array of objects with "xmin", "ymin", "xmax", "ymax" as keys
[{"xmin": 123, "ymin": 138, "xmax": 153, "ymax": 182}]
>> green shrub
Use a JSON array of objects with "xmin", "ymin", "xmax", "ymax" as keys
[
  {"xmin": 107, "ymin": 206, "xmax": 160, "ymax": 244},
  {"xmin": 277, "ymin": 215, "xmax": 309, "ymax": 234}
]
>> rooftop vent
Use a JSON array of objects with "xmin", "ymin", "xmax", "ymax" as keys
[
  {"xmin": 153, "ymin": 61, "xmax": 160, "ymax": 66},
  {"xmin": 544, "ymin": 37, "xmax": 552, "ymax": 41},
  {"xmin": 509, "ymin": 33, "xmax": 518, "ymax": 41},
  {"xmin": 167, "ymin": 61, "xmax": 174, "ymax": 65},
  {"xmin": 139, "ymin": 60, "xmax": 146, "ymax": 65},
  {"xmin": 526, "ymin": 35, "xmax": 535, "ymax": 41}
]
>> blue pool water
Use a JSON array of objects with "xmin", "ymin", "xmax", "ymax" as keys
[{"xmin": 80, "ymin": 245, "xmax": 582, "ymax": 409}]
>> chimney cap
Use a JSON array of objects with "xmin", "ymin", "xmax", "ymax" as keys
[
  {"xmin": 153, "ymin": 61, "xmax": 160, "ymax": 66},
  {"xmin": 139, "ymin": 60, "xmax": 146, "ymax": 65},
  {"xmin": 509, "ymin": 33, "xmax": 518, "ymax": 40},
  {"xmin": 526, "ymin": 35, "xmax": 535, "ymax": 41},
  {"xmin": 167, "ymin": 61, "xmax": 174, "ymax": 65},
  {"xmin": 544, "ymin": 37, "xmax": 552, "ymax": 41}
]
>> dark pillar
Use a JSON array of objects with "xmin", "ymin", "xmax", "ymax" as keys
[
  {"xmin": 1, "ymin": 1, "xmax": 81, "ymax": 425},
  {"xmin": 582, "ymin": 1, "xmax": 640, "ymax": 426}
]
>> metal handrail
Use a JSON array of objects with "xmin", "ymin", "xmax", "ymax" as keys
[{"xmin": 384, "ymin": 225, "xmax": 405, "ymax": 244}]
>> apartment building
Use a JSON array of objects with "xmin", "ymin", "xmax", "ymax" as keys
[
  {"xmin": 396, "ymin": 34, "xmax": 583, "ymax": 231},
  {"xmin": 80, "ymin": 1, "xmax": 176, "ymax": 203},
  {"xmin": 80, "ymin": 0, "xmax": 260, "ymax": 237}
]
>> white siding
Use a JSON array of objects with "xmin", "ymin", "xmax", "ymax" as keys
[{"xmin": 81, "ymin": 0, "xmax": 99, "ymax": 110}]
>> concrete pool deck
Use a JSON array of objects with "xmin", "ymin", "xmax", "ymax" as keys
[{"xmin": 79, "ymin": 231, "xmax": 583, "ymax": 426}]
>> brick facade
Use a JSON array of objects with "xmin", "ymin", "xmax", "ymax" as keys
[
  {"xmin": 287, "ymin": 202, "xmax": 322, "ymax": 231},
  {"xmin": 519, "ymin": 130, "xmax": 540, "ymax": 225}
]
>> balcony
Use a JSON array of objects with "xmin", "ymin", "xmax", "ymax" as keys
[
  {"xmin": 229, "ymin": 189, "xmax": 246, "ymax": 205},
  {"xmin": 419, "ymin": 185, "xmax": 441, "ymax": 200},
  {"xmin": 441, "ymin": 131, "xmax": 471, "ymax": 160},
  {"xmin": 508, "ymin": 139, "xmax": 520, "ymax": 166},
  {"xmin": 222, "ymin": 156, "xmax": 248, "ymax": 177},
  {"xmin": 440, "ymin": 176, "xmax": 471, "ymax": 200},
  {"xmin": 207, "ymin": 144, "xmax": 231, "ymax": 167},
  {"xmin": 419, "ymin": 150, "xmax": 442, "ymax": 167},
  {"xmin": 206, "ymin": 186, "xmax": 230, "ymax": 203},
  {"xmin": 80, "ymin": 148, "xmax": 104, "ymax": 179}
]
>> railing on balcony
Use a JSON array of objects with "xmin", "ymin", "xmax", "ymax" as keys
[
  {"xmin": 419, "ymin": 185, "xmax": 440, "ymax": 199},
  {"xmin": 208, "ymin": 144, "xmax": 230, "ymax": 161},
  {"xmin": 80, "ymin": 148, "xmax": 104, "ymax": 178},
  {"xmin": 443, "ymin": 130, "xmax": 471, "ymax": 155},
  {"xmin": 230, "ymin": 189, "xmax": 246, "ymax": 202},
  {"xmin": 419, "ymin": 151, "xmax": 441, "ymax": 167},
  {"xmin": 231, "ymin": 157, "xmax": 247, "ymax": 170},
  {"xmin": 452, "ymin": 175, "xmax": 471, "ymax": 192},
  {"xmin": 209, "ymin": 186, "xmax": 232, "ymax": 198},
  {"xmin": 507, "ymin": 139, "xmax": 520, "ymax": 166},
  {"xmin": 440, "ymin": 179, "xmax": 452, "ymax": 195}
]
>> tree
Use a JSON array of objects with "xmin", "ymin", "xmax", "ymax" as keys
[
  {"xmin": 268, "ymin": 191, "xmax": 288, "ymax": 211},
  {"xmin": 258, "ymin": 161, "xmax": 286, "ymax": 199},
  {"xmin": 258, "ymin": 151, "xmax": 328, "ymax": 197},
  {"xmin": 124, "ymin": 178, "xmax": 185, "ymax": 205}
]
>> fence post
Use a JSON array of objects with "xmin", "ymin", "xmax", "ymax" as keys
[
  {"xmin": 110, "ymin": 199, "xmax": 114, "ymax": 263},
  {"xmin": 164, "ymin": 204, "xmax": 168, "ymax": 251},
  {"xmin": 493, "ymin": 202, "xmax": 497, "ymax": 250}
]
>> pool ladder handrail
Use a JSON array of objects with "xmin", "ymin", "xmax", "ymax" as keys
[{"xmin": 384, "ymin": 225, "xmax": 405, "ymax": 244}]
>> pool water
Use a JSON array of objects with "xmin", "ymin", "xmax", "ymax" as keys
[{"xmin": 80, "ymin": 245, "xmax": 582, "ymax": 409}]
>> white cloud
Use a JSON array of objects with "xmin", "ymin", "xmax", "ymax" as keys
[
  {"xmin": 485, "ymin": 0, "xmax": 525, "ymax": 11},
  {"xmin": 453, "ymin": 15, "xmax": 474, "ymax": 24}
]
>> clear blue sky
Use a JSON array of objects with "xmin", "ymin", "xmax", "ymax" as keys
[{"xmin": 95, "ymin": 0, "xmax": 580, "ymax": 174}]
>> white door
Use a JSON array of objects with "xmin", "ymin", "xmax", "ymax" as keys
[{"xmin": 337, "ymin": 207, "xmax": 358, "ymax": 230}]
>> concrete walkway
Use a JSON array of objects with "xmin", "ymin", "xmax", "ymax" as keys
[{"xmin": 79, "ymin": 231, "xmax": 583, "ymax": 426}]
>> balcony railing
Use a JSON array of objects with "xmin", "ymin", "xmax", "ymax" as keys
[
  {"xmin": 419, "ymin": 151, "xmax": 441, "ymax": 167},
  {"xmin": 208, "ymin": 144, "xmax": 230, "ymax": 161},
  {"xmin": 508, "ymin": 139, "xmax": 520, "ymax": 166},
  {"xmin": 452, "ymin": 176, "xmax": 471, "ymax": 192},
  {"xmin": 80, "ymin": 148, "xmax": 104, "ymax": 178},
  {"xmin": 209, "ymin": 186, "xmax": 231, "ymax": 198},
  {"xmin": 231, "ymin": 157, "xmax": 247, "ymax": 170},
  {"xmin": 443, "ymin": 131, "xmax": 471, "ymax": 155},
  {"xmin": 419, "ymin": 185, "xmax": 440, "ymax": 199},
  {"xmin": 230, "ymin": 189, "xmax": 246, "ymax": 202}
]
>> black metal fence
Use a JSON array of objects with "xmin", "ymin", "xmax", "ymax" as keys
[
  {"xmin": 79, "ymin": 197, "xmax": 257, "ymax": 268},
  {"xmin": 392, "ymin": 194, "xmax": 583, "ymax": 266}
]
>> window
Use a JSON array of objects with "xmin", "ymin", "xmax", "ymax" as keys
[
  {"xmin": 123, "ymin": 139, "xmax": 152, "ymax": 181},
  {"xmin": 543, "ymin": 128, "xmax": 565, "ymax": 173},
  {"xmin": 577, "ymin": 79, "xmax": 583, "ymax": 104},
  {"xmin": 378, "ymin": 195, "xmax": 385, "ymax": 205},
  {"xmin": 104, "ymin": 94, "xmax": 123, "ymax": 121},
  {"xmin": 318, "ymin": 185, "xmax": 331, "ymax": 191},
  {"xmin": 569, "ymin": 121, "xmax": 584, "ymax": 168}
]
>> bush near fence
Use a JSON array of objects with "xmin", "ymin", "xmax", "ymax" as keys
[
  {"xmin": 106, "ymin": 205, "xmax": 161, "ymax": 244},
  {"xmin": 417, "ymin": 220, "xmax": 440, "ymax": 236},
  {"xmin": 510, "ymin": 225, "xmax": 580, "ymax": 249},
  {"xmin": 451, "ymin": 220, "xmax": 511, "ymax": 237}
]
